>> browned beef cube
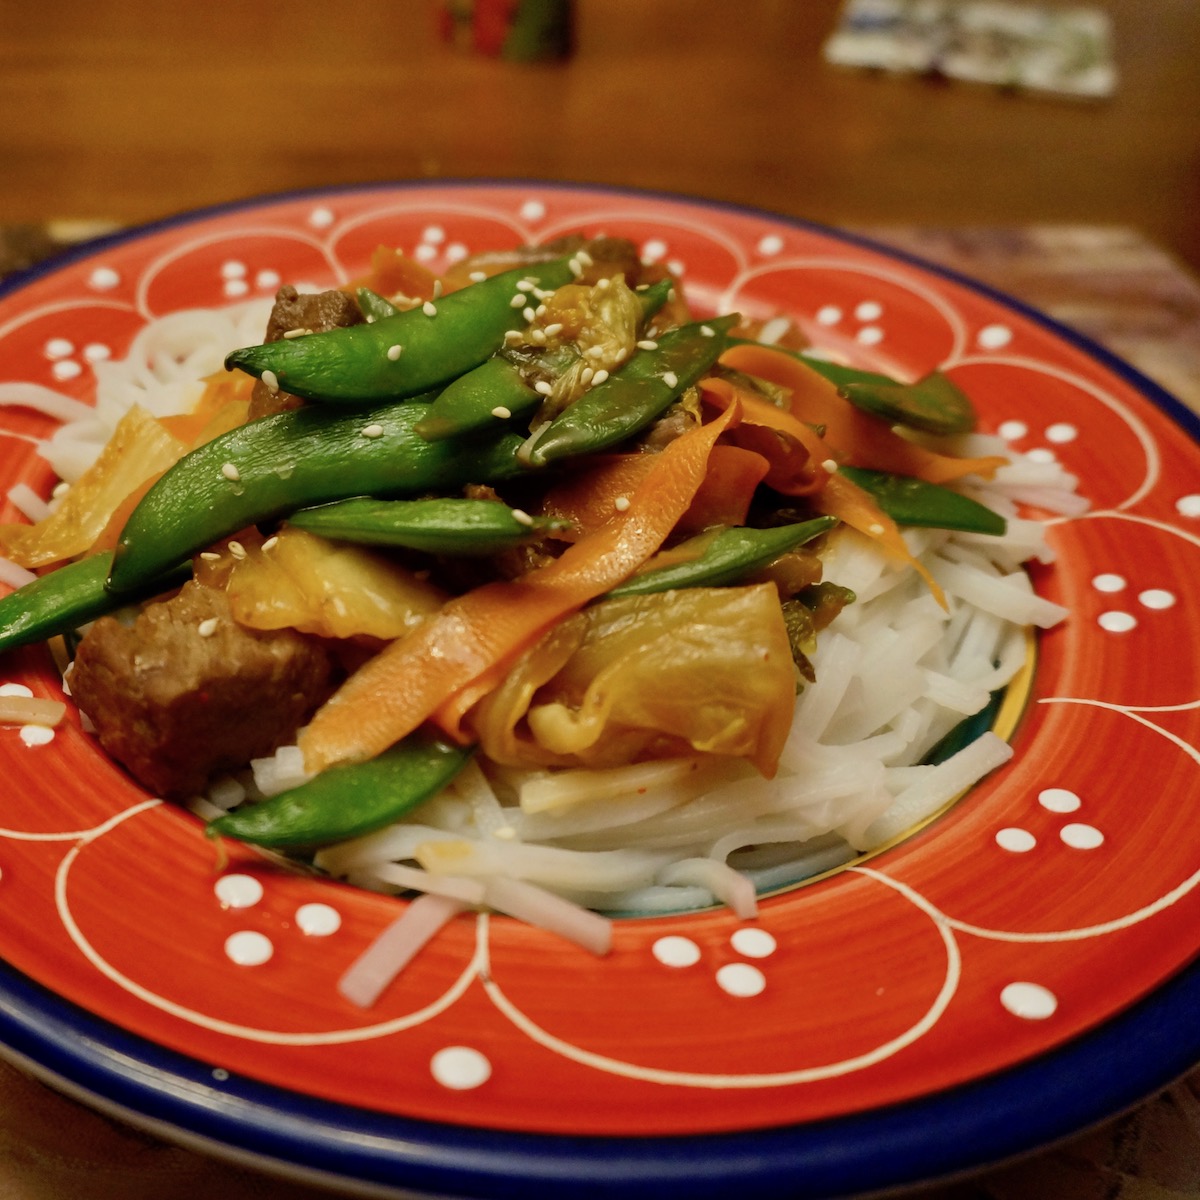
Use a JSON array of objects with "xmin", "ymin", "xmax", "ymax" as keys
[
  {"xmin": 247, "ymin": 285, "xmax": 364, "ymax": 419},
  {"xmin": 69, "ymin": 581, "xmax": 334, "ymax": 799}
]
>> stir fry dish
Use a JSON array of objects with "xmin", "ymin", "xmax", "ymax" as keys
[{"xmin": 0, "ymin": 234, "xmax": 1069, "ymax": 954}]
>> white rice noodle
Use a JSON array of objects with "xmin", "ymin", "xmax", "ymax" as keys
[
  {"xmin": 5, "ymin": 482, "xmax": 51, "ymax": 523},
  {"xmin": 931, "ymin": 555, "xmax": 1069, "ymax": 628},
  {"xmin": 0, "ymin": 556, "xmax": 36, "ymax": 590},
  {"xmin": 338, "ymin": 893, "xmax": 468, "ymax": 1009},
  {"xmin": 657, "ymin": 857, "xmax": 758, "ymax": 919},
  {"xmin": 481, "ymin": 876, "xmax": 612, "ymax": 956},
  {"xmin": 859, "ymin": 732, "xmax": 1015, "ymax": 850},
  {"xmin": 250, "ymin": 743, "xmax": 313, "ymax": 797},
  {"xmin": 0, "ymin": 383, "xmax": 93, "ymax": 424},
  {"xmin": 0, "ymin": 696, "xmax": 66, "ymax": 727},
  {"xmin": 347, "ymin": 861, "xmax": 486, "ymax": 905}
]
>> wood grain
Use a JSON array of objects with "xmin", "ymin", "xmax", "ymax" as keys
[{"xmin": 3, "ymin": 1, "xmax": 1199, "ymax": 272}]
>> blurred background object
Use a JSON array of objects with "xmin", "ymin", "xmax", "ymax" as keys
[{"xmin": 2, "ymin": 0, "xmax": 1197, "ymax": 272}]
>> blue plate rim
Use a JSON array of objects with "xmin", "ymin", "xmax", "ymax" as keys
[{"xmin": 1, "ymin": 178, "xmax": 1198, "ymax": 1199}]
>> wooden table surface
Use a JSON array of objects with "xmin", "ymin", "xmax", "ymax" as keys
[{"xmin": 0, "ymin": 218, "xmax": 1198, "ymax": 1198}]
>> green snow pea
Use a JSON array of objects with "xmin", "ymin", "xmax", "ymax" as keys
[
  {"xmin": 288, "ymin": 496, "xmax": 569, "ymax": 555},
  {"xmin": 354, "ymin": 287, "xmax": 400, "ymax": 322},
  {"xmin": 207, "ymin": 733, "xmax": 473, "ymax": 849},
  {"xmin": 607, "ymin": 517, "xmax": 836, "ymax": 598},
  {"xmin": 107, "ymin": 400, "xmax": 530, "ymax": 594},
  {"xmin": 224, "ymin": 259, "xmax": 575, "ymax": 403},
  {"xmin": 0, "ymin": 551, "xmax": 190, "ymax": 657},
  {"xmin": 413, "ymin": 277, "xmax": 676, "ymax": 443},
  {"xmin": 523, "ymin": 314, "xmax": 739, "ymax": 466},
  {"xmin": 730, "ymin": 340, "xmax": 976, "ymax": 436},
  {"xmin": 839, "ymin": 466, "xmax": 1006, "ymax": 534}
]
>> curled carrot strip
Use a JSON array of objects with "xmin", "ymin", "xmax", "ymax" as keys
[{"xmin": 299, "ymin": 407, "xmax": 739, "ymax": 772}]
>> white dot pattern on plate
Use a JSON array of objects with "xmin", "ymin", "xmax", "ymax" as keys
[
  {"xmin": 757, "ymin": 234, "xmax": 784, "ymax": 256},
  {"xmin": 1000, "ymin": 981, "xmax": 1057, "ymax": 1020},
  {"xmin": 212, "ymin": 1067, "xmax": 229, "ymax": 1081},
  {"xmin": 0, "ymin": 683, "xmax": 32, "ymax": 698},
  {"xmin": 256, "ymin": 269, "xmax": 281, "ymax": 290},
  {"xmin": 88, "ymin": 266, "xmax": 120, "ymax": 291},
  {"xmin": 225, "ymin": 930, "xmax": 273, "ymax": 966},
  {"xmin": 995, "ymin": 827, "xmax": 1037, "ymax": 853},
  {"xmin": 221, "ymin": 260, "xmax": 247, "ymax": 280},
  {"xmin": 83, "ymin": 343, "xmax": 111, "ymax": 363},
  {"xmin": 431, "ymin": 1045, "xmax": 491, "ymax": 1090},
  {"xmin": 854, "ymin": 300, "xmax": 883, "ymax": 321},
  {"xmin": 1098, "ymin": 611, "xmax": 1137, "ymax": 633},
  {"xmin": 19, "ymin": 725, "xmax": 55, "ymax": 747},
  {"xmin": 1092, "ymin": 573, "xmax": 1126, "ymax": 593},
  {"xmin": 296, "ymin": 902, "xmax": 341, "ymax": 936},
  {"xmin": 44, "ymin": 337, "xmax": 74, "ymax": 359},
  {"xmin": 308, "ymin": 207, "xmax": 335, "ymax": 229},
  {"xmin": 730, "ymin": 928, "xmax": 777, "ymax": 959},
  {"xmin": 223, "ymin": 279, "xmax": 250, "ymax": 298},
  {"xmin": 641, "ymin": 238, "xmax": 668, "ymax": 263},
  {"xmin": 414, "ymin": 243, "xmax": 438, "ymax": 263},
  {"xmin": 815, "ymin": 305, "xmax": 842, "ymax": 326},
  {"xmin": 652, "ymin": 935, "xmax": 701, "ymax": 968},
  {"xmin": 421, "ymin": 225, "xmax": 446, "ymax": 246},
  {"xmin": 1045, "ymin": 422, "xmax": 1078, "ymax": 444},
  {"xmin": 716, "ymin": 962, "xmax": 766, "ymax": 998},
  {"xmin": 1060, "ymin": 823, "xmax": 1104, "ymax": 850},
  {"xmin": 998, "ymin": 419, "xmax": 1027, "ymax": 440},
  {"xmin": 214, "ymin": 873, "xmax": 263, "ymax": 909},
  {"xmin": 1139, "ymin": 589, "xmax": 1176, "ymax": 610},
  {"xmin": 855, "ymin": 326, "xmax": 884, "ymax": 346},
  {"xmin": 520, "ymin": 199, "xmax": 546, "ymax": 221},
  {"xmin": 1039, "ymin": 787, "xmax": 1082, "ymax": 813},
  {"xmin": 445, "ymin": 243, "xmax": 469, "ymax": 263},
  {"xmin": 1178, "ymin": 494, "xmax": 1200, "ymax": 518},
  {"xmin": 50, "ymin": 360, "xmax": 82, "ymax": 382},
  {"xmin": 1025, "ymin": 447, "xmax": 1057, "ymax": 464},
  {"xmin": 977, "ymin": 324, "xmax": 1013, "ymax": 350}
]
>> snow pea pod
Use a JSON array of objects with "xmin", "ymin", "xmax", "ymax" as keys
[
  {"xmin": 355, "ymin": 287, "xmax": 399, "ymax": 322},
  {"xmin": 729, "ymin": 339, "xmax": 976, "ymax": 436},
  {"xmin": 413, "ymin": 277, "xmax": 677, "ymax": 443},
  {"xmin": 288, "ymin": 496, "xmax": 569, "ymax": 555},
  {"xmin": 107, "ymin": 400, "xmax": 529, "ymax": 594},
  {"xmin": 207, "ymin": 733, "xmax": 473, "ymax": 849},
  {"xmin": 523, "ymin": 314, "xmax": 739, "ymax": 466},
  {"xmin": 0, "ymin": 552, "xmax": 190, "ymax": 657},
  {"xmin": 224, "ymin": 259, "xmax": 575, "ymax": 403},
  {"xmin": 607, "ymin": 516, "xmax": 836, "ymax": 598},
  {"xmin": 839, "ymin": 466, "xmax": 1006, "ymax": 534}
]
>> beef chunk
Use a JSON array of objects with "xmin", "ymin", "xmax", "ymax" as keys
[
  {"xmin": 247, "ymin": 285, "xmax": 364, "ymax": 419},
  {"xmin": 70, "ymin": 581, "xmax": 334, "ymax": 799}
]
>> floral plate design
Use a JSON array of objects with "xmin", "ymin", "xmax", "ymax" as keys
[{"xmin": 0, "ymin": 182, "xmax": 1197, "ymax": 1200}]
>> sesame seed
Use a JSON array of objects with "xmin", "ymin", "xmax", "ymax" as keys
[
  {"xmin": 199, "ymin": 551, "xmax": 222, "ymax": 562},
  {"xmin": 422, "ymin": 301, "xmax": 437, "ymax": 317},
  {"xmin": 198, "ymin": 618, "xmax": 219, "ymax": 638},
  {"xmin": 568, "ymin": 256, "xmax": 584, "ymax": 277},
  {"xmin": 511, "ymin": 508, "xmax": 535, "ymax": 527},
  {"xmin": 491, "ymin": 405, "xmax": 512, "ymax": 419},
  {"xmin": 534, "ymin": 380, "xmax": 554, "ymax": 396},
  {"xmin": 228, "ymin": 540, "xmax": 247, "ymax": 559},
  {"xmin": 586, "ymin": 345, "xmax": 606, "ymax": 360},
  {"xmin": 529, "ymin": 328, "xmax": 547, "ymax": 345},
  {"xmin": 699, "ymin": 325, "xmax": 715, "ymax": 337},
  {"xmin": 522, "ymin": 306, "xmax": 536, "ymax": 322},
  {"xmin": 386, "ymin": 344, "xmax": 403, "ymax": 361},
  {"xmin": 361, "ymin": 423, "xmax": 385, "ymax": 438},
  {"xmin": 260, "ymin": 369, "xmax": 279, "ymax": 393},
  {"xmin": 580, "ymin": 366, "xmax": 594, "ymax": 385},
  {"xmin": 575, "ymin": 250, "xmax": 594, "ymax": 267},
  {"xmin": 469, "ymin": 270, "xmax": 488, "ymax": 282},
  {"xmin": 821, "ymin": 458, "xmax": 839, "ymax": 473},
  {"xmin": 869, "ymin": 523, "xmax": 886, "ymax": 535},
  {"xmin": 591, "ymin": 369, "xmax": 609, "ymax": 385},
  {"xmin": 535, "ymin": 304, "xmax": 547, "ymax": 317},
  {"xmin": 516, "ymin": 279, "xmax": 536, "ymax": 292},
  {"xmin": 595, "ymin": 277, "xmax": 611, "ymax": 290},
  {"xmin": 662, "ymin": 371, "xmax": 679, "ymax": 389},
  {"xmin": 503, "ymin": 329, "xmax": 522, "ymax": 343},
  {"xmin": 261, "ymin": 536, "xmax": 279, "ymax": 551},
  {"xmin": 533, "ymin": 287, "xmax": 553, "ymax": 301},
  {"xmin": 221, "ymin": 461, "xmax": 241, "ymax": 482},
  {"xmin": 614, "ymin": 495, "xmax": 631, "ymax": 512},
  {"xmin": 432, "ymin": 279, "xmax": 443, "ymax": 298},
  {"xmin": 637, "ymin": 339, "xmax": 658, "ymax": 350},
  {"xmin": 282, "ymin": 327, "xmax": 312, "ymax": 339},
  {"xmin": 543, "ymin": 322, "xmax": 563, "ymax": 337}
]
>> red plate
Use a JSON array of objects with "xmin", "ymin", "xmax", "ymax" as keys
[{"xmin": 0, "ymin": 183, "xmax": 1197, "ymax": 1161}]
